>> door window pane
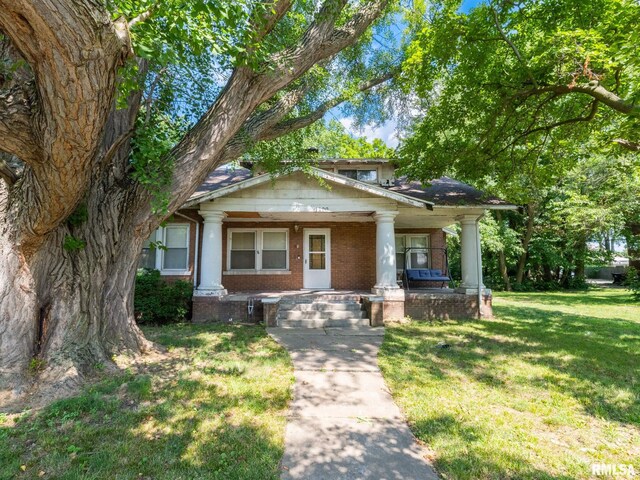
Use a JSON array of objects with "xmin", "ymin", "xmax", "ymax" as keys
[
  {"xmin": 309, "ymin": 235, "xmax": 325, "ymax": 252},
  {"xmin": 309, "ymin": 253, "xmax": 326, "ymax": 270},
  {"xmin": 162, "ymin": 226, "xmax": 188, "ymax": 270}
]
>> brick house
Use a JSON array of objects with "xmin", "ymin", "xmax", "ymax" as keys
[{"xmin": 140, "ymin": 159, "xmax": 516, "ymax": 324}]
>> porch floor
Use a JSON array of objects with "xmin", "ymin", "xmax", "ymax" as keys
[{"xmin": 222, "ymin": 288, "xmax": 457, "ymax": 301}]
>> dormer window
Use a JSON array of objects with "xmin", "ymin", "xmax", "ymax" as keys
[{"xmin": 338, "ymin": 169, "xmax": 378, "ymax": 183}]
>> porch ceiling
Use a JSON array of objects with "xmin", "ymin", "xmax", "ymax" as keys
[{"xmin": 223, "ymin": 211, "xmax": 375, "ymax": 222}]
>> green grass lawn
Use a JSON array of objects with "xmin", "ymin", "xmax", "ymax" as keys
[
  {"xmin": 379, "ymin": 288, "xmax": 640, "ymax": 480},
  {"xmin": 0, "ymin": 324, "xmax": 293, "ymax": 480}
]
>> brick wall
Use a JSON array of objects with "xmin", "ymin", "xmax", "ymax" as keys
[
  {"xmin": 219, "ymin": 221, "xmax": 377, "ymax": 291},
  {"xmin": 405, "ymin": 292, "xmax": 493, "ymax": 320},
  {"xmin": 193, "ymin": 296, "xmax": 263, "ymax": 323}
]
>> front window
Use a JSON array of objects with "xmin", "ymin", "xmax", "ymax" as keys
[
  {"xmin": 230, "ymin": 231, "xmax": 256, "ymax": 269},
  {"xmin": 262, "ymin": 231, "xmax": 288, "ymax": 269},
  {"xmin": 228, "ymin": 229, "xmax": 289, "ymax": 271},
  {"xmin": 395, "ymin": 234, "xmax": 430, "ymax": 269},
  {"xmin": 338, "ymin": 169, "xmax": 378, "ymax": 183}
]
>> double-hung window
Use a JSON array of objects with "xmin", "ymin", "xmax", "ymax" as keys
[
  {"xmin": 395, "ymin": 234, "xmax": 430, "ymax": 270},
  {"xmin": 138, "ymin": 224, "xmax": 190, "ymax": 274},
  {"xmin": 162, "ymin": 225, "xmax": 189, "ymax": 271},
  {"xmin": 228, "ymin": 229, "xmax": 288, "ymax": 271}
]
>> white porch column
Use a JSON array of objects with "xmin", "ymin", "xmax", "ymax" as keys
[
  {"xmin": 456, "ymin": 214, "xmax": 485, "ymax": 294},
  {"xmin": 372, "ymin": 211, "xmax": 400, "ymax": 293},
  {"xmin": 196, "ymin": 210, "xmax": 227, "ymax": 296}
]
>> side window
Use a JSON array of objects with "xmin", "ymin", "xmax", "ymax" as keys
[
  {"xmin": 395, "ymin": 235, "xmax": 406, "ymax": 270},
  {"xmin": 162, "ymin": 225, "xmax": 189, "ymax": 270},
  {"xmin": 409, "ymin": 236, "xmax": 430, "ymax": 269},
  {"xmin": 139, "ymin": 236, "xmax": 157, "ymax": 269}
]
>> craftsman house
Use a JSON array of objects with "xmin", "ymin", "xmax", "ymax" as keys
[{"xmin": 139, "ymin": 159, "xmax": 516, "ymax": 325}]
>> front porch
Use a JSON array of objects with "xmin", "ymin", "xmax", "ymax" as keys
[
  {"xmin": 186, "ymin": 167, "xmax": 503, "ymax": 324},
  {"xmin": 192, "ymin": 288, "xmax": 493, "ymax": 325}
]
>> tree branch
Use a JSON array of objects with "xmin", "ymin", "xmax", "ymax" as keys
[
  {"xmin": 0, "ymin": 84, "xmax": 39, "ymax": 163},
  {"xmin": 251, "ymin": 0, "xmax": 294, "ymax": 42},
  {"xmin": 516, "ymin": 81, "xmax": 639, "ymax": 115},
  {"xmin": 165, "ymin": 0, "xmax": 389, "ymax": 214},
  {"xmin": 264, "ymin": 70, "xmax": 396, "ymax": 140},
  {"xmin": 0, "ymin": 0, "xmax": 133, "ymax": 244},
  {"xmin": 0, "ymin": 154, "xmax": 18, "ymax": 185},
  {"xmin": 215, "ymin": 69, "xmax": 396, "ymax": 167},
  {"xmin": 613, "ymin": 139, "xmax": 640, "ymax": 152},
  {"xmin": 491, "ymin": 7, "xmax": 538, "ymax": 88},
  {"xmin": 128, "ymin": 8, "xmax": 154, "ymax": 28}
]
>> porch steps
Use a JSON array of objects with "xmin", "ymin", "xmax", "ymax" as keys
[{"xmin": 276, "ymin": 299, "xmax": 370, "ymax": 328}]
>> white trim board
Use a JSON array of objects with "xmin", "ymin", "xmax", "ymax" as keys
[{"xmin": 186, "ymin": 167, "xmax": 432, "ymax": 210}]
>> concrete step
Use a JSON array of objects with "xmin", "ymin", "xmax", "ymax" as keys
[
  {"xmin": 284, "ymin": 302, "xmax": 363, "ymax": 312},
  {"xmin": 277, "ymin": 310, "xmax": 366, "ymax": 321},
  {"xmin": 278, "ymin": 318, "xmax": 371, "ymax": 328},
  {"xmin": 281, "ymin": 294, "xmax": 362, "ymax": 303}
]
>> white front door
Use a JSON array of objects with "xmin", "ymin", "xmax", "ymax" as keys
[{"xmin": 303, "ymin": 229, "xmax": 331, "ymax": 289}]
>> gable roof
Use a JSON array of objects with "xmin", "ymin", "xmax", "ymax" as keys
[
  {"xmin": 186, "ymin": 163, "xmax": 517, "ymax": 210},
  {"xmin": 186, "ymin": 165, "xmax": 432, "ymax": 209}
]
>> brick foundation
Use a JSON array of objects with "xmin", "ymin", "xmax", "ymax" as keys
[
  {"xmin": 192, "ymin": 296, "xmax": 263, "ymax": 324},
  {"xmin": 404, "ymin": 291, "xmax": 493, "ymax": 320}
]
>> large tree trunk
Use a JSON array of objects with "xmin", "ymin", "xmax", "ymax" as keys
[
  {"xmin": 0, "ymin": 169, "xmax": 154, "ymax": 408},
  {"xmin": 0, "ymin": 0, "xmax": 390, "ymax": 408},
  {"xmin": 515, "ymin": 203, "xmax": 536, "ymax": 285},
  {"xmin": 574, "ymin": 235, "xmax": 587, "ymax": 280},
  {"xmin": 495, "ymin": 211, "xmax": 512, "ymax": 290},
  {"xmin": 628, "ymin": 223, "xmax": 640, "ymax": 270}
]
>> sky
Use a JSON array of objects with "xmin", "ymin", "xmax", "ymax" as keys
[{"xmin": 338, "ymin": 0, "xmax": 484, "ymax": 148}]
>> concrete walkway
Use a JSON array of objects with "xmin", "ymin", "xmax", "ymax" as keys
[{"xmin": 268, "ymin": 327, "xmax": 438, "ymax": 480}]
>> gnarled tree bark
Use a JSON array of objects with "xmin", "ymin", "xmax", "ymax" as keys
[{"xmin": 0, "ymin": 0, "xmax": 390, "ymax": 408}]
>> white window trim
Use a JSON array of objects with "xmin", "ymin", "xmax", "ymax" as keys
[
  {"xmin": 159, "ymin": 224, "xmax": 190, "ymax": 275},
  {"xmin": 139, "ymin": 224, "xmax": 191, "ymax": 275},
  {"xmin": 395, "ymin": 234, "xmax": 431, "ymax": 270},
  {"xmin": 336, "ymin": 166, "xmax": 380, "ymax": 183},
  {"xmin": 226, "ymin": 228, "xmax": 289, "ymax": 273}
]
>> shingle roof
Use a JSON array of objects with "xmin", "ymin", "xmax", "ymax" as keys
[
  {"xmin": 389, "ymin": 176, "xmax": 513, "ymax": 207},
  {"xmin": 189, "ymin": 164, "xmax": 515, "ymax": 208},
  {"xmin": 193, "ymin": 164, "xmax": 253, "ymax": 195}
]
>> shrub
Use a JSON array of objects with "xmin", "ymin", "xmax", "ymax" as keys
[
  {"xmin": 134, "ymin": 269, "xmax": 193, "ymax": 324},
  {"xmin": 624, "ymin": 267, "xmax": 640, "ymax": 300}
]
